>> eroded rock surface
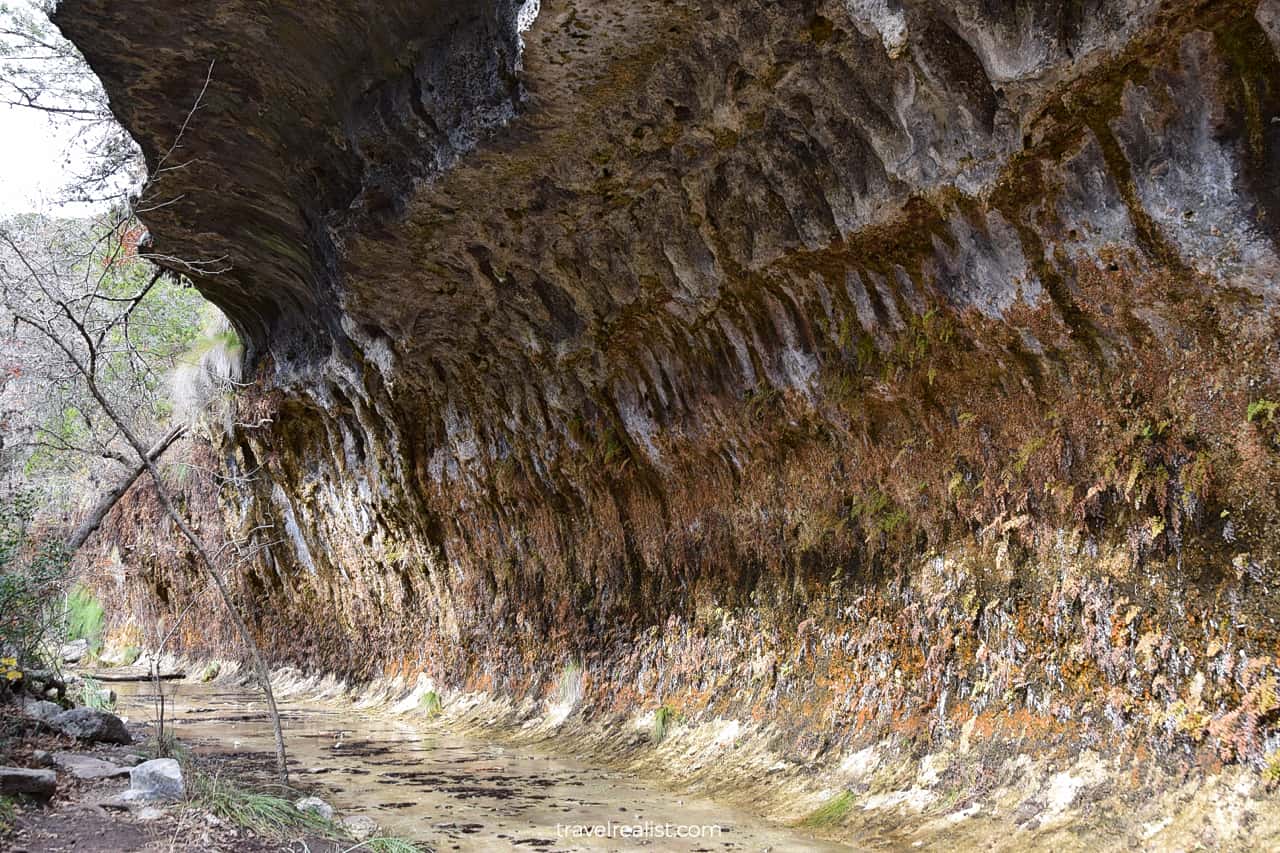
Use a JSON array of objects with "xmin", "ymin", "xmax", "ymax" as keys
[{"xmin": 59, "ymin": 0, "xmax": 1280, "ymax": 840}]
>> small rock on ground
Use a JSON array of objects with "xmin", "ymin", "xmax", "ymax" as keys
[
  {"xmin": 341, "ymin": 814, "xmax": 378, "ymax": 841},
  {"xmin": 295, "ymin": 796, "xmax": 334, "ymax": 820},
  {"xmin": 61, "ymin": 639, "xmax": 89, "ymax": 663}
]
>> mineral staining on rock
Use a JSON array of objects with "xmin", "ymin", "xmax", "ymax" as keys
[{"xmin": 56, "ymin": 0, "xmax": 1280, "ymax": 840}]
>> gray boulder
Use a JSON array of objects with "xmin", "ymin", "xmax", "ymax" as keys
[
  {"xmin": 122, "ymin": 758, "xmax": 184, "ymax": 803},
  {"xmin": 0, "ymin": 766, "xmax": 56, "ymax": 799},
  {"xmin": 50, "ymin": 707, "xmax": 132, "ymax": 745}
]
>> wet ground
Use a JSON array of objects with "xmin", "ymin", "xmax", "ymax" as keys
[{"xmin": 114, "ymin": 682, "xmax": 850, "ymax": 852}]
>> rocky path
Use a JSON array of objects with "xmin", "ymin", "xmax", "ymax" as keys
[{"xmin": 0, "ymin": 701, "xmax": 324, "ymax": 852}]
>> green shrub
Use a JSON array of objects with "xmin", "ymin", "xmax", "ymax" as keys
[
  {"xmin": 200, "ymin": 662, "xmax": 221, "ymax": 683},
  {"xmin": 116, "ymin": 646, "xmax": 141, "ymax": 667},
  {"xmin": 1265, "ymin": 751, "xmax": 1280, "ymax": 784}
]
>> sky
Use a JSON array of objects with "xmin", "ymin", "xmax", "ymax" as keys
[
  {"xmin": 0, "ymin": 101, "xmax": 85, "ymax": 215},
  {"xmin": 0, "ymin": 0, "xmax": 103, "ymax": 217}
]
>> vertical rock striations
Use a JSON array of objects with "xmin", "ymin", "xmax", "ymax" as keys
[{"xmin": 61, "ymin": 0, "xmax": 1280, "ymax": 784}]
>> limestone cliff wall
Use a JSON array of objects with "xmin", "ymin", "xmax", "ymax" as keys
[{"xmin": 59, "ymin": 0, "xmax": 1280, "ymax": 775}]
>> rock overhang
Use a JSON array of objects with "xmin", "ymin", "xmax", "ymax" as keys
[{"xmin": 57, "ymin": 0, "xmax": 1280, "ymax": 787}]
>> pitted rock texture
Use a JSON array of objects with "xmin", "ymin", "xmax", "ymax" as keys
[{"xmin": 64, "ymin": 0, "xmax": 1280, "ymax": 790}]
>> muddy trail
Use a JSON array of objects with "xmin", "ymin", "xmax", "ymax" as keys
[{"xmin": 114, "ymin": 681, "xmax": 849, "ymax": 852}]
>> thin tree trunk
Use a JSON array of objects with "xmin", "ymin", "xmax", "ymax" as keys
[
  {"xmin": 66, "ymin": 424, "xmax": 186, "ymax": 552},
  {"xmin": 16, "ymin": 296, "xmax": 290, "ymax": 784},
  {"xmin": 61, "ymin": 363, "xmax": 290, "ymax": 785}
]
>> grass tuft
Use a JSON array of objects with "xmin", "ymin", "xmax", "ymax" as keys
[
  {"xmin": 417, "ymin": 690, "xmax": 442, "ymax": 717},
  {"xmin": 348, "ymin": 838, "xmax": 429, "ymax": 853},
  {"xmin": 799, "ymin": 790, "xmax": 855, "ymax": 828},
  {"xmin": 555, "ymin": 660, "xmax": 583, "ymax": 708},
  {"xmin": 193, "ymin": 775, "xmax": 331, "ymax": 839},
  {"xmin": 191, "ymin": 773, "xmax": 428, "ymax": 851}
]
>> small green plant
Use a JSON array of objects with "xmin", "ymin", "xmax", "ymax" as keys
[
  {"xmin": 1247, "ymin": 398, "xmax": 1278, "ymax": 424},
  {"xmin": 652, "ymin": 704, "xmax": 679, "ymax": 743},
  {"xmin": 1264, "ymin": 750, "xmax": 1280, "ymax": 785},
  {"xmin": 75, "ymin": 676, "xmax": 115, "ymax": 712},
  {"xmin": 418, "ymin": 690, "xmax": 442, "ymax": 717},
  {"xmin": 1012, "ymin": 436, "xmax": 1047, "ymax": 475},
  {"xmin": 200, "ymin": 662, "xmax": 221, "ymax": 683},
  {"xmin": 0, "ymin": 794, "xmax": 16, "ymax": 834},
  {"xmin": 799, "ymin": 790, "xmax": 855, "ymax": 828},
  {"xmin": 116, "ymin": 646, "xmax": 141, "ymax": 667}
]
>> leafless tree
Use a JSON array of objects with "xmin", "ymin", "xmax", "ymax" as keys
[
  {"xmin": 0, "ymin": 6, "xmax": 291, "ymax": 784},
  {"xmin": 3, "ymin": 227, "xmax": 290, "ymax": 784}
]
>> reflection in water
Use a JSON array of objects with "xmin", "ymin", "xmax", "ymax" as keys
[{"xmin": 115, "ymin": 682, "xmax": 850, "ymax": 852}]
